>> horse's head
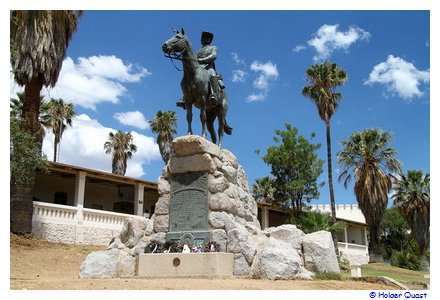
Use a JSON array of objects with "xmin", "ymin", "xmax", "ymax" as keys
[{"xmin": 162, "ymin": 28, "xmax": 188, "ymax": 54}]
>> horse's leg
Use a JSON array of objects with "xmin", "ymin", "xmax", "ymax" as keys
[
  {"xmin": 186, "ymin": 102, "xmax": 193, "ymax": 135},
  {"xmin": 218, "ymin": 111, "xmax": 225, "ymax": 148},
  {"xmin": 206, "ymin": 111, "xmax": 217, "ymax": 144},
  {"xmin": 217, "ymin": 94, "xmax": 228, "ymax": 147},
  {"xmin": 200, "ymin": 99, "xmax": 207, "ymax": 139}
]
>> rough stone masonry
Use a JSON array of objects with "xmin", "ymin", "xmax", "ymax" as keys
[{"xmin": 80, "ymin": 135, "xmax": 340, "ymax": 279}]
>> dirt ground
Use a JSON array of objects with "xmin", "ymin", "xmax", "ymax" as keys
[{"xmin": 10, "ymin": 235, "xmax": 397, "ymax": 290}]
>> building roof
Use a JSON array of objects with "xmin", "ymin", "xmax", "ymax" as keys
[
  {"xmin": 309, "ymin": 204, "xmax": 366, "ymax": 225},
  {"xmin": 45, "ymin": 161, "xmax": 158, "ymax": 190},
  {"xmin": 257, "ymin": 202, "xmax": 367, "ymax": 225}
]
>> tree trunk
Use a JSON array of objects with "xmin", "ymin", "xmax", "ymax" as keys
[
  {"xmin": 10, "ymin": 76, "xmax": 43, "ymax": 234},
  {"xmin": 368, "ymin": 224, "xmax": 384, "ymax": 262},
  {"xmin": 53, "ymin": 134, "xmax": 58, "ymax": 162},
  {"xmin": 10, "ymin": 180, "xmax": 35, "ymax": 234},
  {"xmin": 325, "ymin": 121, "xmax": 339, "ymax": 256}
]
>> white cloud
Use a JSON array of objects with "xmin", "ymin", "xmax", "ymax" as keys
[
  {"xmin": 113, "ymin": 111, "xmax": 149, "ymax": 130},
  {"xmin": 246, "ymin": 93, "xmax": 266, "ymax": 103},
  {"xmin": 308, "ymin": 24, "xmax": 371, "ymax": 61},
  {"xmin": 292, "ymin": 45, "xmax": 307, "ymax": 53},
  {"xmin": 250, "ymin": 61, "xmax": 279, "ymax": 90},
  {"xmin": 364, "ymin": 55, "xmax": 430, "ymax": 100},
  {"xmin": 43, "ymin": 55, "xmax": 150, "ymax": 110},
  {"xmin": 42, "ymin": 114, "xmax": 160, "ymax": 178},
  {"xmin": 231, "ymin": 69, "xmax": 247, "ymax": 83},
  {"xmin": 231, "ymin": 52, "xmax": 246, "ymax": 65},
  {"xmin": 77, "ymin": 55, "xmax": 150, "ymax": 82}
]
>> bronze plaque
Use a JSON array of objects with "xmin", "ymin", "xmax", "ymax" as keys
[{"xmin": 169, "ymin": 172, "xmax": 208, "ymax": 232}]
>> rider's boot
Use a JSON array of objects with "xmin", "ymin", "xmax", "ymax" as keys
[
  {"xmin": 176, "ymin": 96, "xmax": 186, "ymax": 110},
  {"xmin": 209, "ymin": 76, "xmax": 219, "ymax": 105}
]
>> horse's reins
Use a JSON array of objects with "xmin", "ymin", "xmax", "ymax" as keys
[
  {"xmin": 165, "ymin": 52, "xmax": 184, "ymax": 71},
  {"xmin": 164, "ymin": 36, "xmax": 199, "ymax": 72}
]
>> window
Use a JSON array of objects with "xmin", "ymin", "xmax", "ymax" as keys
[{"xmin": 54, "ymin": 192, "xmax": 67, "ymax": 205}]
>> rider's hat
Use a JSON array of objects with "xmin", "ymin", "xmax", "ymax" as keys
[{"xmin": 201, "ymin": 31, "xmax": 214, "ymax": 44}]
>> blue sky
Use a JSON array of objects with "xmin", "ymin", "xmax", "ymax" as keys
[{"xmin": 9, "ymin": 10, "xmax": 430, "ymax": 206}]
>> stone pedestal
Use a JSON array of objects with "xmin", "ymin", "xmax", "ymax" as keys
[{"xmin": 160, "ymin": 135, "xmax": 259, "ymax": 246}]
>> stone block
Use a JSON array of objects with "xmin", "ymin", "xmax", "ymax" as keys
[
  {"xmin": 169, "ymin": 153, "xmax": 216, "ymax": 174},
  {"xmin": 172, "ymin": 135, "xmax": 221, "ymax": 158},
  {"xmin": 153, "ymin": 214, "xmax": 169, "ymax": 233},
  {"xmin": 154, "ymin": 195, "xmax": 170, "ymax": 215},
  {"xmin": 302, "ymin": 230, "xmax": 340, "ymax": 274}
]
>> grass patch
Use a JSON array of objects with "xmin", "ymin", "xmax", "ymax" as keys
[
  {"xmin": 314, "ymin": 272, "xmax": 344, "ymax": 281},
  {"xmin": 361, "ymin": 263, "xmax": 429, "ymax": 284}
]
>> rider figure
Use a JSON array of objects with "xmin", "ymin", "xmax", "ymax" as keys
[{"xmin": 177, "ymin": 31, "xmax": 225, "ymax": 109}]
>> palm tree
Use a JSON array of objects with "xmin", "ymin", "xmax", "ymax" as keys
[
  {"xmin": 46, "ymin": 98, "xmax": 75, "ymax": 162},
  {"xmin": 149, "ymin": 111, "xmax": 177, "ymax": 164},
  {"xmin": 297, "ymin": 211, "xmax": 346, "ymax": 234},
  {"xmin": 302, "ymin": 61, "xmax": 348, "ymax": 253},
  {"xmin": 104, "ymin": 131, "xmax": 137, "ymax": 176},
  {"xmin": 337, "ymin": 128, "xmax": 401, "ymax": 262},
  {"xmin": 10, "ymin": 92, "xmax": 50, "ymax": 145},
  {"xmin": 252, "ymin": 176, "xmax": 275, "ymax": 204},
  {"xmin": 10, "ymin": 10, "xmax": 80, "ymax": 234},
  {"xmin": 392, "ymin": 170, "xmax": 430, "ymax": 270}
]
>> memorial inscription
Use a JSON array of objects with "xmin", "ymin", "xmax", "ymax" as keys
[{"xmin": 167, "ymin": 172, "xmax": 210, "ymax": 245}]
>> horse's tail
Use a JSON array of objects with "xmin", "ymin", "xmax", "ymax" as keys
[{"xmin": 224, "ymin": 119, "xmax": 233, "ymax": 135}]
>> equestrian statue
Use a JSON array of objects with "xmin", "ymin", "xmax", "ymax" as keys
[{"xmin": 162, "ymin": 28, "xmax": 232, "ymax": 147}]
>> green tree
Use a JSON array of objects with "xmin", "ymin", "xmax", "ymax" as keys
[
  {"xmin": 45, "ymin": 98, "xmax": 75, "ymax": 162},
  {"xmin": 380, "ymin": 207, "xmax": 411, "ymax": 260},
  {"xmin": 10, "ymin": 118, "xmax": 48, "ymax": 232},
  {"xmin": 392, "ymin": 170, "xmax": 430, "ymax": 269},
  {"xmin": 262, "ymin": 123, "xmax": 324, "ymax": 222},
  {"xmin": 10, "ymin": 10, "xmax": 81, "ymax": 234},
  {"xmin": 302, "ymin": 61, "xmax": 348, "ymax": 253},
  {"xmin": 10, "ymin": 118, "xmax": 48, "ymax": 186},
  {"xmin": 252, "ymin": 176, "xmax": 276, "ymax": 204},
  {"xmin": 104, "ymin": 131, "xmax": 137, "ymax": 176},
  {"xmin": 149, "ymin": 111, "xmax": 177, "ymax": 164},
  {"xmin": 337, "ymin": 128, "xmax": 401, "ymax": 262}
]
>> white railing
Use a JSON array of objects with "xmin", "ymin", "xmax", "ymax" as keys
[
  {"xmin": 83, "ymin": 207, "xmax": 145, "ymax": 229},
  {"xmin": 33, "ymin": 201, "xmax": 78, "ymax": 223},
  {"xmin": 32, "ymin": 201, "xmax": 147, "ymax": 245},
  {"xmin": 33, "ymin": 201, "xmax": 145, "ymax": 229}
]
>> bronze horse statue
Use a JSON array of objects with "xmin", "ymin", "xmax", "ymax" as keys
[{"xmin": 162, "ymin": 28, "xmax": 232, "ymax": 147}]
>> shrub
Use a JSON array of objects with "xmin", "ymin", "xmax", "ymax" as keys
[{"xmin": 390, "ymin": 250, "xmax": 420, "ymax": 271}]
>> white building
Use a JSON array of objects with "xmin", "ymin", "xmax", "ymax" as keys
[{"xmin": 32, "ymin": 162, "xmax": 157, "ymax": 245}]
